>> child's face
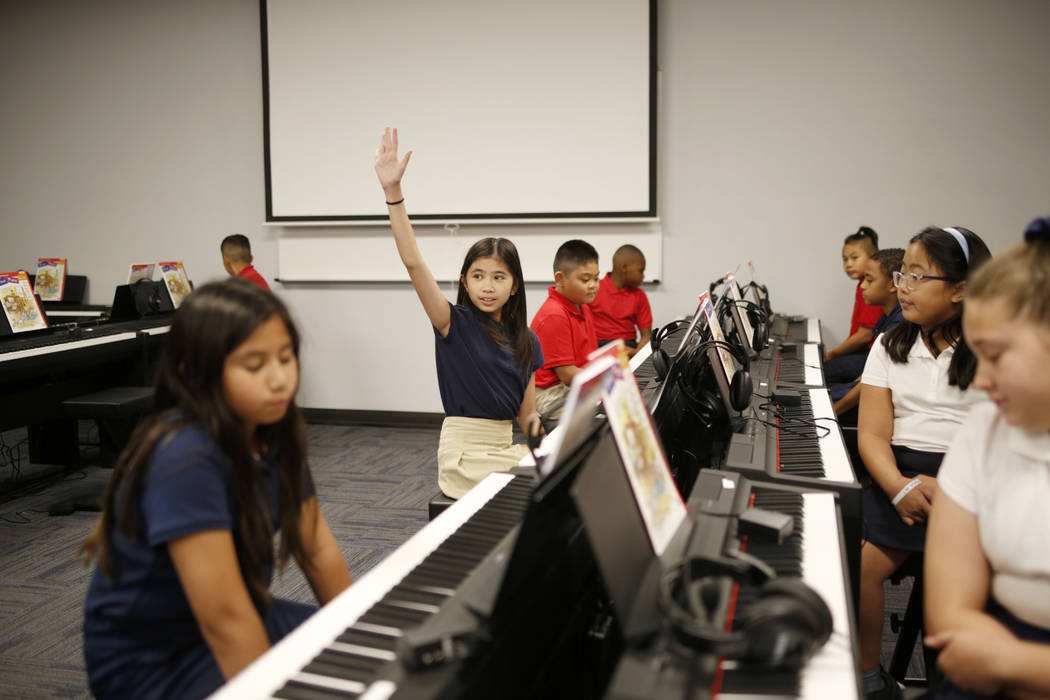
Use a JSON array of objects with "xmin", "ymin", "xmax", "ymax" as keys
[
  {"xmin": 223, "ymin": 314, "xmax": 298, "ymax": 434},
  {"xmin": 556, "ymin": 260, "xmax": 600, "ymax": 306},
  {"xmin": 461, "ymin": 255, "xmax": 516, "ymax": 322},
  {"xmin": 965, "ymin": 297, "xmax": 1050, "ymax": 431},
  {"xmin": 897, "ymin": 242, "xmax": 963, "ymax": 330},
  {"xmin": 841, "ymin": 242, "xmax": 872, "ymax": 281},
  {"xmin": 619, "ymin": 257, "xmax": 646, "ymax": 288},
  {"xmin": 860, "ymin": 258, "xmax": 896, "ymax": 308}
]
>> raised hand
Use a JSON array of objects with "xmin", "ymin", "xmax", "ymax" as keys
[{"xmin": 374, "ymin": 127, "xmax": 412, "ymax": 192}]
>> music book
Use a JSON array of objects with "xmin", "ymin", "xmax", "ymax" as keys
[
  {"xmin": 698, "ymin": 291, "xmax": 738, "ymax": 385},
  {"xmin": 1, "ymin": 270, "xmax": 49, "ymax": 333},
  {"xmin": 34, "ymin": 258, "xmax": 66, "ymax": 301},
  {"xmin": 158, "ymin": 262, "xmax": 191, "ymax": 308},
  {"xmin": 128, "ymin": 263, "xmax": 155, "ymax": 284},
  {"xmin": 538, "ymin": 354, "xmax": 614, "ymax": 479},
  {"xmin": 598, "ymin": 351, "xmax": 687, "ymax": 555},
  {"xmin": 586, "ymin": 338, "xmax": 630, "ymax": 370}
]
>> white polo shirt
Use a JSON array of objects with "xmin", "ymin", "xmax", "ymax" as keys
[
  {"xmin": 939, "ymin": 402, "xmax": 1050, "ymax": 630},
  {"xmin": 861, "ymin": 334, "xmax": 984, "ymax": 453}
]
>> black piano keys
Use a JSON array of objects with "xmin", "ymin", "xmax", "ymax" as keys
[
  {"xmin": 273, "ymin": 476, "xmax": 534, "ymax": 700},
  {"xmin": 774, "ymin": 343, "xmax": 805, "ymax": 384},
  {"xmin": 775, "ymin": 391, "xmax": 824, "ymax": 478}
]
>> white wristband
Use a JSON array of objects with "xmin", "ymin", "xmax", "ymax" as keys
[{"xmin": 891, "ymin": 478, "xmax": 922, "ymax": 507}]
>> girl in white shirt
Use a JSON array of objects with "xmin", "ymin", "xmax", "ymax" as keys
[
  {"xmin": 856, "ymin": 226, "xmax": 992, "ymax": 699},
  {"xmin": 924, "ymin": 219, "xmax": 1050, "ymax": 699}
]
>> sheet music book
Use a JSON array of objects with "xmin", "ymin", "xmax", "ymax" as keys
[
  {"xmin": 586, "ymin": 338, "xmax": 630, "ymax": 370},
  {"xmin": 128, "ymin": 263, "xmax": 155, "ymax": 284},
  {"xmin": 698, "ymin": 291, "xmax": 738, "ymax": 385},
  {"xmin": 598, "ymin": 353, "xmax": 687, "ymax": 554},
  {"xmin": 34, "ymin": 258, "xmax": 66, "ymax": 301},
  {"xmin": 1, "ymin": 270, "xmax": 49, "ymax": 333},
  {"xmin": 158, "ymin": 262, "xmax": 191, "ymax": 308},
  {"xmin": 538, "ymin": 354, "xmax": 614, "ymax": 479}
]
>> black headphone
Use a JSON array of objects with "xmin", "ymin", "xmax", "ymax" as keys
[
  {"xmin": 675, "ymin": 339, "xmax": 753, "ymax": 426},
  {"xmin": 659, "ymin": 557, "xmax": 832, "ymax": 669},
  {"xmin": 651, "ymin": 318, "xmax": 695, "ymax": 382},
  {"xmin": 732, "ymin": 298, "xmax": 770, "ymax": 353}
]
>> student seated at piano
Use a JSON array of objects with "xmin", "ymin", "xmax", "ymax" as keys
[
  {"xmin": 590, "ymin": 243, "xmax": 653, "ymax": 358},
  {"xmin": 221, "ymin": 233, "xmax": 270, "ymax": 290},
  {"xmin": 923, "ymin": 218, "xmax": 1050, "ymax": 699},
  {"xmin": 81, "ymin": 279, "xmax": 353, "ymax": 700},
  {"xmin": 530, "ymin": 239, "xmax": 601, "ymax": 420},
  {"xmin": 831, "ymin": 247, "xmax": 905, "ymax": 419},
  {"xmin": 374, "ymin": 128, "xmax": 544, "ymax": 500},
  {"xmin": 856, "ymin": 226, "xmax": 991, "ymax": 700},
  {"xmin": 825, "ymin": 226, "xmax": 884, "ymax": 383}
]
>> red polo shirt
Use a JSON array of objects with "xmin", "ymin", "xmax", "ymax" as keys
[
  {"xmin": 530, "ymin": 286, "xmax": 598, "ymax": 388},
  {"xmin": 849, "ymin": 281, "xmax": 882, "ymax": 344},
  {"xmin": 590, "ymin": 274, "xmax": 652, "ymax": 341},
  {"xmin": 237, "ymin": 264, "xmax": 270, "ymax": 291}
]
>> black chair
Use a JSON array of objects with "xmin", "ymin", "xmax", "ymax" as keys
[
  {"xmin": 428, "ymin": 491, "xmax": 455, "ymax": 520},
  {"xmin": 888, "ymin": 553, "xmax": 939, "ymax": 688}
]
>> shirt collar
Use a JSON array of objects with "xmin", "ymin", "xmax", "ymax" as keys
[
  {"xmin": 1008, "ymin": 421, "xmax": 1050, "ymax": 462},
  {"xmin": 547, "ymin": 286, "xmax": 585, "ymax": 317},
  {"xmin": 908, "ymin": 333, "xmax": 956, "ymax": 362}
]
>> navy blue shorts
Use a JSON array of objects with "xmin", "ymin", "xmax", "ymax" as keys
[{"xmin": 862, "ymin": 445, "xmax": 943, "ymax": 552}]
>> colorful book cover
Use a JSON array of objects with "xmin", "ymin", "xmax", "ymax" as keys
[
  {"xmin": 34, "ymin": 258, "xmax": 66, "ymax": 301},
  {"xmin": 599, "ymin": 357, "xmax": 687, "ymax": 555},
  {"xmin": 128, "ymin": 263, "xmax": 155, "ymax": 284},
  {"xmin": 158, "ymin": 262, "xmax": 191, "ymax": 309},
  {"xmin": 585, "ymin": 338, "xmax": 630, "ymax": 371},
  {"xmin": 1, "ymin": 270, "xmax": 49, "ymax": 333}
]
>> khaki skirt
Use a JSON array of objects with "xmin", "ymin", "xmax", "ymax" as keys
[{"xmin": 437, "ymin": 416, "xmax": 529, "ymax": 499}]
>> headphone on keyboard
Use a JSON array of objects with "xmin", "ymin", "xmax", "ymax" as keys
[
  {"xmin": 650, "ymin": 319, "xmax": 695, "ymax": 382},
  {"xmin": 674, "ymin": 339, "xmax": 753, "ymax": 428},
  {"xmin": 730, "ymin": 298, "xmax": 770, "ymax": 353},
  {"xmin": 658, "ymin": 556, "xmax": 832, "ymax": 669}
]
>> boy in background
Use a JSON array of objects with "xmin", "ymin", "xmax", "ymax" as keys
[
  {"xmin": 591, "ymin": 244, "xmax": 652, "ymax": 358},
  {"xmin": 530, "ymin": 240, "xmax": 600, "ymax": 419},
  {"xmin": 221, "ymin": 234, "xmax": 270, "ymax": 291}
]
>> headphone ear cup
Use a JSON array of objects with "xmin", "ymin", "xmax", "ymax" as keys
[
  {"xmin": 739, "ymin": 579, "xmax": 832, "ymax": 667},
  {"xmin": 653, "ymin": 348, "xmax": 670, "ymax": 382},
  {"xmin": 729, "ymin": 369, "xmax": 752, "ymax": 413},
  {"xmin": 748, "ymin": 308, "xmax": 769, "ymax": 351}
]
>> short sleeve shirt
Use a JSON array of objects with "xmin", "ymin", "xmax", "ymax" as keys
[
  {"xmin": 83, "ymin": 426, "xmax": 312, "ymax": 653},
  {"xmin": 590, "ymin": 274, "xmax": 653, "ymax": 341},
  {"xmin": 850, "ymin": 282, "xmax": 883, "ymax": 343},
  {"xmin": 939, "ymin": 402, "xmax": 1050, "ymax": 629},
  {"xmin": 861, "ymin": 333, "xmax": 984, "ymax": 452},
  {"xmin": 434, "ymin": 303, "xmax": 543, "ymax": 420},
  {"xmin": 237, "ymin": 264, "xmax": 270, "ymax": 291},
  {"xmin": 530, "ymin": 287, "xmax": 599, "ymax": 388}
]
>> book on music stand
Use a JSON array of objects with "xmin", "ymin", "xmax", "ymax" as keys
[
  {"xmin": 0, "ymin": 270, "xmax": 49, "ymax": 334},
  {"xmin": 158, "ymin": 262, "xmax": 191, "ymax": 309},
  {"xmin": 34, "ymin": 258, "xmax": 66, "ymax": 301},
  {"xmin": 128, "ymin": 263, "xmax": 155, "ymax": 284}
]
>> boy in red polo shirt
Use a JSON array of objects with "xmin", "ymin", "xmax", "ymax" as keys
[
  {"xmin": 530, "ymin": 240, "xmax": 600, "ymax": 419},
  {"xmin": 590, "ymin": 244, "xmax": 652, "ymax": 358},
  {"xmin": 220, "ymin": 234, "xmax": 270, "ymax": 291}
]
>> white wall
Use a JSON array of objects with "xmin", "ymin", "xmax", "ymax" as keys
[{"xmin": 3, "ymin": 0, "xmax": 1048, "ymax": 413}]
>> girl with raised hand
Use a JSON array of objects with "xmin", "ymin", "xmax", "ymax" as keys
[
  {"xmin": 923, "ymin": 218, "xmax": 1050, "ymax": 699},
  {"xmin": 374, "ymin": 127, "xmax": 543, "ymax": 499},
  {"xmin": 855, "ymin": 226, "xmax": 991, "ymax": 699},
  {"xmin": 82, "ymin": 278, "xmax": 352, "ymax": 699}
]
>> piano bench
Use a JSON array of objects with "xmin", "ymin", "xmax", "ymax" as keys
[
  {"xmin": 62, "ymin": 386, "xmax": 154, "ymax": 467},
  {"xmin": 888, "ymin": 553, "xmax": 939, "ymax": 688},
  {"xmin": 428, "ymin": 491, "xmax": 456, "ymax": 520}
]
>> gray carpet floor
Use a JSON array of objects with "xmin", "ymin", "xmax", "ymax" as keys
[{"xmin": 0, "ymin": 422, "xmax": 926, "ymax": 698}]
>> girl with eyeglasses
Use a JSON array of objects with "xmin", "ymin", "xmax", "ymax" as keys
[{"xmin": 854, "ymin": 226, "xmax": 992, "ymax": 699}]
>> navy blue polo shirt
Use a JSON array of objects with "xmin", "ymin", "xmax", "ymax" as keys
[
  {"xmin": 83, "ymin": 425, "xmax": 313, "ymax": 687},
  {"xmin": 435, "ymin": 303, "xmax": 544, "ymax": 420},
  {"xmin": 873, "ymin": 303, "xmax": 904, "ymax": 338}
]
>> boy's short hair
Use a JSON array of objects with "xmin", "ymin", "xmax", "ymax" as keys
[
  {"xmin": 612, "ymin": 244, "xmax": 644, "ymax": 267},
  {"xmin": 870, "ymin": 248, "xmax": 904, "ymax": 278},
  {"xmin": 553, "ymin": 239, "xmax": 599, "ymax": 275},
  {"xmin": 221, "ymin": 234, "xmax": 252, "ymax": 263},
  {"xmin": 843, "ymin": 226, "xmax": 879, "ymax": 252}
]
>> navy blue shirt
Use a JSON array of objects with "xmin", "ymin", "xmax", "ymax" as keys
[
  {"xmin": 435, "ymin": 303, "xmax": 543, "ymax": 420},
  {"xmin": 873, "ymin": 303, "xmax": 904, "ymax": 338},
  {"xmin": 83, "ymin": 425, "xmax": 313, "ymax": 688}
]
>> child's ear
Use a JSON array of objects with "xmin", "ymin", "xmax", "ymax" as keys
[
  {"xmin": 951, "ymin": 280, "xmax": 967, "ymax": 304},
  {"xmin": 554, "ymin": 270, "xmax": 565, "ymax": 287}
]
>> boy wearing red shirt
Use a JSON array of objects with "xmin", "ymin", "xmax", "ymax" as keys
[
  {"xmin": 221, "ymin": 234, "xmax": 270, "ymax": 291},
  {"xmin": 590, "ymin": 244, "xmax": 652, "ymax": 358},
  {"xmin": 530, "ymin": 240, "xmax": 600, "ymax": 419}
]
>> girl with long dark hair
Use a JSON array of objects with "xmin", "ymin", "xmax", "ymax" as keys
[{"xmin": 81, "ymin": 278, "xmax": 352, "ymax": 699}]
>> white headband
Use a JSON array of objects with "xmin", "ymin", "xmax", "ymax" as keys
[{"xmin": 943, "ymin": 227, "xmax": 970, "ymax": 264}]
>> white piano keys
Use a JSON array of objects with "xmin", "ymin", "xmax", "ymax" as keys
[
  {"xmin": 807, "ymin": 388, "xmax": 856, "ymax": 483},
  {"xmin": 807, "ymin": 318, "xmax": 821, "ymax": 344},
  {"xmin": 800, "ymin": 492, "xmax": 861, "ymax": 700},
  {"xmin": 0, "ymin": 331, "xmax": 139, "ymax": 363},
  {"xmin": 208, "ymin": 472, "xmax": 516, "ymax": 700},
  {"xmin": 803, "ymin": 343, "xmax": 824, "ymax": 386},
  {"xmin": 628, "ymin": 341, "xmax": 652, "ymax": 373}
]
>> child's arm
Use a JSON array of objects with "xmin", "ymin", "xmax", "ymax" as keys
[
  {"xmin": 832, "ymin": 380, "xmax": 861, "ymax": 415},
  {"xmin": 630, "ymin": 327, "xmax": 652, "ymax": 357},
  {"xmin": 296, "ymin": 495, "xmax": 353, "ymax": 606},
  {"xmin": 517, "ymin": 373, "xmax": 541, "ymax": 437},
  {"xmin": 824, "ymin": 327, "xmax": 874, "ymax": 362},
  {"xmin": 857, "ymin": 384, "xmax": 936, "ymax": 525},
  {"xmin": 924, "ymin": 491, "xmax": 1050, "ymax": 698},
  {"xmin": 374, "ymin": 127, "xmax": 452, "ymax": 337},
  {"xmin": 554, "ymin": 365, "xmax": 583, "ymax": 385},
  {"xmin": 169, "ymin": 530, "xmax": 270, "ymax": 680}
]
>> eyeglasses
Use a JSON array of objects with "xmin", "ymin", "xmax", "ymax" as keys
[{"xmin": 892, "ymin": 270, "xmax": 952, "ymax": 291}]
